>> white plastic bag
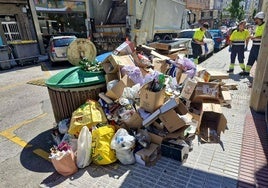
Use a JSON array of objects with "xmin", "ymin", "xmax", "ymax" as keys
[
  {"xmin": 111, "ymin": 128, "xmax": 136, "ymax": 165},
  {"xmin": 76, "ymin": 126, "xmax": 92, "ymax": 168}
]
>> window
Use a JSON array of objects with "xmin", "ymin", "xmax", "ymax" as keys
[{"xmin": 1, "ymin": 21, "xmax": 21, "ymax": 41}]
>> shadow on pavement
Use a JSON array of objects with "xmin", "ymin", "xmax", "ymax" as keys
[{"xmin": 20, "ymin": 129, "xmax": 54, "ymax": 172}]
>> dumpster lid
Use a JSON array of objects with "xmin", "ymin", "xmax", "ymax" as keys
[{"xmin": 45, "ymin": 66, "xmax": 105, "ymax": 88}]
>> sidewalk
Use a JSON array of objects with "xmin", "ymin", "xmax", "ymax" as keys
[{"xmin": 40, "ymin": 45, "xmax": 268, "ymax": 188}]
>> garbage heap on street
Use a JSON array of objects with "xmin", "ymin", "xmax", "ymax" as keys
[{"xmin": 48, "ymin": 40, "xmax": 233, "ymax": 177}]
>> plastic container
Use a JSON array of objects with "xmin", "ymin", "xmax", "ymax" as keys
[{"xmin": 46, "ymin": 66, "xmax": 106, "ymax": 123}]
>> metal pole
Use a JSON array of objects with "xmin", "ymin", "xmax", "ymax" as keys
[{"xmin": 28, "ymin": 0, "xmax": 45, "ymax": 55}]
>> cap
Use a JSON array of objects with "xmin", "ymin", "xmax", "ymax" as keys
[
  {"xmin": 254, "ymin": 12, "xmax": 265, "ymax": 19},
  {"xmin": 203, "ymin": 22, "xmax": 209, "ymax": 29}
]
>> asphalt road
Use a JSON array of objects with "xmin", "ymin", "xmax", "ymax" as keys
[{"xmin": 0, "ymin": 60, "xmax": 73, "ymax": 187}]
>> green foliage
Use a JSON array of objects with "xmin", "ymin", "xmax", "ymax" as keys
[{"xmin": 227, "ymin": 0, "xmax": 245, "ymax": 21}]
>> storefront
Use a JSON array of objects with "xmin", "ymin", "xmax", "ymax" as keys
[{"xmin": 34, "ymin": 0, "xmax": 87, "ymax": 38}]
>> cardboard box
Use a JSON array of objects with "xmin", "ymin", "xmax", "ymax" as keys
[
  {"xmin": 123, "ymin": 112, "xmax": 143, "ymax": 130},
  {"xmin": 219, "ymin": 90, "xmax": 232, "ymax": 105},
  {"xmin": 139, "ymin": 83, "xmax": 166, "ymax": 113},
  {"xmin": 105, "ymin": 75, "xmax": 134, "ymax": 100},
  {"xmin": 153, "ymin": 58, "xmax": 170, "ymax": 73},
  {"xmin": 180, "ymin": 79, "xmax": 197, "ymax": 100},
  {"xmin": 101, "ymin": 54, "xmax": 135, "ymax": 73},
  {"xmin": 113, "ymin": 41, "xmax": 135, "ymax": 55},
  {"xmin": 198, "ymin": 69, "xmax": 229, "ymax": 82},
  {"xmin": 191, "ymin": 82, "xmax": 220, "ymax": 103},
  {"xmin": 105, "ymin": 73, "xmax": 119, "ymax": 84},
  {"xmin": 197, "ymin": 103, "xmax": 227, "ymax": 143},
  {"xmin": 161, "ymin": 140, "xmax": 189, "ymax": 162},
  {"xmin": 148, "ymin": 132, "xmax": 164, "ymax": 145},
  {"xmin": 165, "ymin": 125, "xmax": 191, "ymax": 139},
  {"xmin": 135, "ymin": 143, "xmax": 161, "ymax": 166},
  {"xmin": 177, "ymin": 72, "xmax": 188, "ymax": 85}
]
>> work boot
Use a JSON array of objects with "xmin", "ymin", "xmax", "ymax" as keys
[
  {"xmin": 239, "ymin": 71, "xmax": 250, "ymax": 76},
  {"xmin": 227, "ymin": 69, "xmax": 234, "ymax": 73}
]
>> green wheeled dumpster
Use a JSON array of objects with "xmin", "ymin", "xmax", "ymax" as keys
[{"xmin": 46, "ymin": 66, "xmax": 106, "ymax": 123}]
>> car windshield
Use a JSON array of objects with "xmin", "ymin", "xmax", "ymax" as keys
[
  {"xmin": 177, "ymin": 31, "xmax": 195, "ymax": 38},
  {"xmin": 53, "ymin": 37, "xmax": 76, "ymax": 47}
]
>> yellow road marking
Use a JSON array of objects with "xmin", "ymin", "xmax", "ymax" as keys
[
  {"xmin": 0, "ymin": 63, "xmax": 52, "ymax": 161},
  {"xmin": 33, "ymin": 149, "xmax": 51, "ymax": 162},
  {"xmin": 0, "ymin": 113, "xmax": 47, "ymax": 148}
]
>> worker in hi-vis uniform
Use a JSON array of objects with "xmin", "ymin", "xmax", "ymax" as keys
[
  {"xmin": 227, "ymin": 20, "xmax": 250, "ymax": 73},
  {"xmin": 240, "ymin": 11, "xmax": 266, "ymax": 76},
  {"xmin": 191, "ymin": 22, "xmax": 209, "ymax": 65}
]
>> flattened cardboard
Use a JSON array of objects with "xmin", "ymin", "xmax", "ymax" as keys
[
  {"xmin": 140, "ymin": 84, "xmax": 166, "ymax": 113},
  {"xmin": 160, "ymin": 97, "xmax": 180, "ymax": 114},
  {"xmin": 142, "ymin": 109, "xmax": 161, "ymax": 127},
  {"xmin": 159, "ymin": 109, "xmax": 186, "ymax": 133},
  {"xmin": 135, "ymin": 143, "xmax": 161, "ymax": 166}
]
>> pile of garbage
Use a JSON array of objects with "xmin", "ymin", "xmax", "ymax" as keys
[{"xmin": 49, "ymin": 40, "xmax": 233, "ymax": 176}]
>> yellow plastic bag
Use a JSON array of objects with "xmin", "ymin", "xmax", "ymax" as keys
[
  {"xmin": 91, "ymin": 125, "xmax": 117, "ymax": 165},
  {"xmin": 68, "ymin": 100, "xmax": 107, "ymax": 137}
]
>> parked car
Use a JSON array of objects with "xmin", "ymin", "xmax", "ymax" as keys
[
  {"xmin": 176, "ymin": 29, "xmax": 214, "ymax": 58},
  {"xmin": 225, "ymin": 26, "xmax": 237, "ymax": 46},
  {"xmin": 208, "ymin": 29, "xmax": 226, "ymax": 51},
  {"xmin": 48, "ymin": 36, "xmax": 77, "ymax": 63}
]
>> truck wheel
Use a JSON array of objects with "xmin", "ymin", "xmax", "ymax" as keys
[
  {"xmin": 154, "ymin": 35, "xmax": 161, "ymax": 42},
  {"xmin": 163, "ymin": 35, "xmax": 172, "ymax": 40}
]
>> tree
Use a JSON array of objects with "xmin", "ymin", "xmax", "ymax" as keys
[{"xmin": 227, "ymin": 0, "xmax": 245, "ymax": 21}]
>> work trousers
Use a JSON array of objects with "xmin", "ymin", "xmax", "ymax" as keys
[
  {"xmin": 230, "ymin": 45, "xmax": 244, "ymax": 64},
  {"xmin": 191, "ymin": 42, "xmax": 202, "ymax": 59},
  {"xmin": 247, "ymin": 45, "xmax": 260, "ymax": 67}
]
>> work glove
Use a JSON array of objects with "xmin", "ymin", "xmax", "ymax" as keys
[{"xmin": 228, "ymin": 46, "xmax": 232, "ymax": 52}]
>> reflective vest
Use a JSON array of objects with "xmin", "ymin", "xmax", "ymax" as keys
[
  {"xmin": 230, "ymin": 29, "xmax": 250, "ymax": 45},
  {"xmin": 253, "ymin": 22, "xmax": 265, "ymax": 45},
  {"xmin": 193, "ymin": 28, "xmax": 205, "ymax": 42}
]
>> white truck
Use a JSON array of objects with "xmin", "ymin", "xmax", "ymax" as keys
[{"xmin": 87, "ymin": 0, "xmax": 195, "ymax": 53}]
